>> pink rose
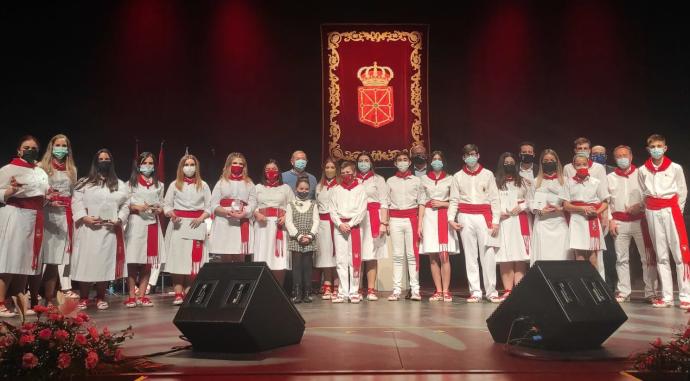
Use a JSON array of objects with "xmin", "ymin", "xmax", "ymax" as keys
[
  {"xmin": 54, "ymin": 329, "xmax": 69, "ymax": 342},
  {"xmin": 115, "ymin": 348, "xmax": 125, "ymax": 361},
  {"xmin": 74, "ymin": 334, "xmax": 87, "ymax": 346},
  {"xmin": 38, "ymin": 328, "xmax": 52, "ymax": 341},
  {"xmin": 73, "ymin": 317, "xmax": 84, "ymax": 326},
  {"xmin": 57, "ymin": 352, "xmax": 71, "ymax": 369},
  {"xmin": 85, "ymin": 351, "xmax": 99, "ymax": 369},
  {"xmin": 19, "ymin": 334, "xmax": 35, "ymax": 346},
  {"xmin": 77, "ymin": 312, "xmax": 90, "ymax": 322},
  {"xmin": 47, "ymin": 313, "xmax": 62, "ymax": 321},
  {"xmin": 88, "ymin": 326, "xmax": 99, "ymax": 341},
  {"xmin": 22, "ymin": 352, "xmax": 38, "ymax": 369},
  {"xmin": 102, "ymin": 326, "xmax": 111, "ymax": 338}
]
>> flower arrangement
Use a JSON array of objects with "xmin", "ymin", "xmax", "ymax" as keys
[
  {"xmin": 631, "ymin": 324, "xmax": 690, "ymax": 375},
  {"xmin": 0, "ymin": 294, "xmax": 133, "ymax": 380}
]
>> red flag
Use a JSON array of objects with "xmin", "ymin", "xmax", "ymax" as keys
[{"xmin": 157, "ymin": 140, "xmax": 165, "ymax": 183}]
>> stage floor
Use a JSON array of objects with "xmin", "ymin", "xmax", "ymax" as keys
[{"xmin": 3, "ymin": 292, "xmax": 688, "ymax": 380}]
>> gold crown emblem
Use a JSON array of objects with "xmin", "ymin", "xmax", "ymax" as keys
[{"xmin": 357, "ymin": 62, "xmax": 394, "ymax": 86}]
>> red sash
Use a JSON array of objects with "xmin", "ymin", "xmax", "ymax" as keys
[
  {"xmin": 52, "ymin": 195, "xmax": 73, "ymax": 255},
  {"xmin": 219, "ymin": 198, "xmax": 250, "ymax": 254},
  {"xmin": 115, "ymin": 225, "xmax": 125, "ymax": 279},
  {"xmin": 259, "ymin": 207, "xmax": 285, "ymax": 257},
  {"xmin": 320, "ymin": 213, "xmax": 335, "ymax": 257},
  {"xmin": 517, "ymin": 201, "xmax": 531, "ymax": 255},
  {"xmin": 131, "ymin": 209, "xmax": 160, "ymax": 268},
  {"xmin": 174, "ymin": 209, "xmax": 205, "ymax": 277},
  {"xmin": 340, "ymin": 218, "xmax": 362, "ymax": 277},
  {"xmin": 425, "ymin": 201, "xmax": 449, "ymax": 260},
  {"xmin": 645, "ymin": 195, "xmax": 690, "ymax": 279},
  {"xmin": 389, "ymin": 208, "xmax": 420, "ymax": 271},
  {"xmin": 458, "ymin": 203, "xmax": 492, "ymax": 228},
  {"xmin": 366, "ymin": 202, "xmax": 382, "ymax": 238},
  {"xmin": 611, "ymin": 211, "xmax": 657, "ymax": 267},
  {"xmin": 570, "ymin": 202, "xmax": 603, "ymax": 251},
  {"xmin": 7, "ymin": 196, "xmax": 44, "ymax": 270}
]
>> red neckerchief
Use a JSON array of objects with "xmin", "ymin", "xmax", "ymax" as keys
[
  {"xmin": 462, "ymin": 164, "xmax": 483, "ymax": 176},
  {"xmin": 395, "ymin": 170, "xmax": 412, "ymax": 178},
  {"xmin": 323, "ymin": 177, "xmax": 337, "ymax": 189},
  {"xmin": 645, "ymin": 156, "xmax": 672, "ymax": 174},
  {"xmin": 340, "ymin": 178, "xmax": 358, "ymax": 191},
  {"xmin": 138, "ymin": 175, "xmax": 154, "ymax": 189},
  {"xmin": 183, "ymin": 177, "xmax": 196, "ymax": 184},
  {"xmin": 357, "ymin": 171, "xmax": 373, "ymax": 181},
  {"xmin": 572, "ymin": 174, "xmax": 589, "ymax": 184},
  {"xmin": 264, "ymin": 178, "xmax": 280, "ymax": 187},
  {"xmin": 588, "ymin": 159, "xmax": 593, "ymax": 168},
  {"xmin": 52, "ymin": 159, "xmax": 66, "ymax": 171},
  {"xmin": 543, "ymin": 172, "xmax": 558, "ymax": 180},
  {"xmin": 427, "ymin": 170, "xmax": 447, "ymax": 184},
  {"xmin": 10, "ymin": 158, "xmax": 35, "ymax": 168},
  {"xmin": 614, "ymin": 164, "xmax": 637, "ymax": 178},
  {"xmin": 228, "ymin": 173, "xmax": 243, "ymax": 181}
]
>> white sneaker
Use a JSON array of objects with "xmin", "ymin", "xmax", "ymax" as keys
[
  {"xmin": 488, "ymin": 295, "xmax": 502, "ymax": 303},
  {"xmin": 331, "ymin": 296, "xmax": 345, "ymax": 303},
  {"xmin": 0, "ymin": 304, "xmax": 16, "ymax": 318},
  {"xmin": 410, "ymin": 292, "xmax": 422, "ymax": 301},
  {"xmin": 366, "ymin": 292, "xmax": 379, "ymax": 301},
  {"xmin": 96, "ymin": 300, "xmax": 109, "ymax": 310},
  {"xmin": 615, "ymin": 293, "xmax": 629, "ymax": 303},
  {"xmin": 350, "ymin": 295, "xmax": 361, "ymax": 304},
  {"xmin": 652, "ymin": 298, "xmax": 673, "ymax": 308},
  {"xmin": 387, "ymin": 292, "xmax": 401, "ymax": 301},
  {"xmin": 466, "ymin": 295, "xmax": 482, "ymax": 303}
]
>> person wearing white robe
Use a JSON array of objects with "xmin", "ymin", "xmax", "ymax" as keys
[
  {"xmin": 0, "ymin": 136, "xmax": 50, "ymax": 317},
  {"xmin": 124, "ymin": 152, "xmax": 165, "ymax": 308},
  {"xmin": 355, "ymin": 152, "xmax": 389, "ymax": 301},
  {"xmin": 163, "ymin": 154, "xmax": 211, "ymax": 306},
  {"xmin": 314, "ymin": 158, "xmax": 339, "ymax": 299},
  {"xmin": 70, "ymin": 149, "xmax": 129, "ymax": 311},
  {"xmin": 253, "ymin": 160, "xmax": 294, "ymax": 286},
  {"xmin": 419, "ymin": 151, "xmax": 458, "ymax": 302},
  {"xmin": 209, "ymin": 152, "xmax": 257, "ymax": 262},
  {"xmin": 528, "ymin": 149, "xmax": 570, "ymax": 264}
]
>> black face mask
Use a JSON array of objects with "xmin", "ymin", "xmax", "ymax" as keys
[
  {"xmin": 97, "ymin": 161, "xmax": 112, "ymax": 172},
  {"xmin": 542, "ymin": 161, "xmax": 557, "ymax": 174},
  {"xmin": 296, "ymin": 191, "xmax": 309, "ymax": 200},
  {"xmin": 20, "ymin": 148, "xmax": 39, "ymax": 163},
  {"xmin": 412, "ymin": 155, "xmax": 426, "ymax": 166},
  {"xmin": 503, "ymin": 163, "xmax": 517, "ymax": 173},
  {"xmin": 519, "ymin": 154, "xmax": 535, "ymax": 164}
]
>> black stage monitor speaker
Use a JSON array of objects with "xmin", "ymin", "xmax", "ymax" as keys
[
  {"xmin": 173, "ymin": 262, "xmax": 305, "ymax": 353},
  {"xmin": 486, "ymin": 260, "xmax": 628, "ymax": 350}
]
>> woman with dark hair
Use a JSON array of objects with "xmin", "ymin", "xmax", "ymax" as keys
[
  {"xmin": 419, "ymin": 150, "xmax": 458, "ymax": 302},
  {"xmin": 163, "ymin": 154, "xmax": 212, "ymax": 306},
  {"xmin": 253, "ymin": 159, "xmax": 294, "ymax": 285},
  {"xmin": 355, "ymin": 152, "xmax": 389, "ymax": 301},
  {"xmin": 0, "ymin": 135, "xmax": 50, "ymax": 317},
  {"xmin": 123, "ymin": 152, "xmax": 165, "ymax": 308},
  {"xmin": 490, "ymin": 152, "xmax": 531, "ymax": 301},
  {"xmin": 70, "ymin": 149, "xmax": 129, "ymax": 311},
  {"xmin": 314, "ymin": 157, "xmax": 339, "ymax": 299}
]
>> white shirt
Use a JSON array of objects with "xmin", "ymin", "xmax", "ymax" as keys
[
  {"xmin": 386, "ymin": 174, "xmax": 424, "ymax": 210},
  {"xmin": 0, "ymin": 162, "xmax": 49, "ymax": 202},
  {"xmin": 163, "ymin": 181, "xmax": 212, "ymax": 214},
  {"xmin": 528, "ymin": 177, "xmax": 566, "ymax": 211},
  {"xmin": 316, "ymin": 182, "xmax": 337, "ymax": 214},
  {"xmin": 607, "ymin": 167, "xmax": 643, "ymax": 216},
  {"xmin": 561, "ymin": 176, "xmax": 610, "ymax": 205},
  {"xmin": 420, "ymin": 172, "xmax": 453, "ymax": 203},
  {"xmin": 519, "ymin": 164, "xmax": 535, "ymax": 182},
  {"xmin": 447, "ymin": 167, "xmax": 500, "ymax": 224},
  {"xmin": 210, "ymin": 179, "xmax": 257, "ymax": 218},
  {"xmin": 255, "ymin": 184, "xmax": 294, "ymax": 210},
  {"xmin": 638, "ymin": 160, "xmax": 687, "ymax": 211},
  {"xmin": 358, "ymin": 173, "xmax": 390, "ymax": 207},
  {"xmin": 564, "ymin": 161, "xmax": 608, "ymax": 187},
  {"xmin": 285, "ymin": 199, "xmax": 319, "ymax": 238},
  {"xmin": 329, "ymin": 183, "xmax": 367, "ymax": 228}
]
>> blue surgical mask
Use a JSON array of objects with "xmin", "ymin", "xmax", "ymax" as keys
[
  {"xmin": 649, "ymin": 147, "xmax": 665, "ymax": 160},
  {"xmin": 464, "ymin": 156, "xmax": 478, "ymax": 166},
  {"xmin": 294, "ymin": 159, "xmax": 307, "ymax": 171},
  {"xmin": 357, "ymin": 161, "xmax": 371, "ymax": 173},
  {"xmin": 430, "ymin": 160, "xmax": 444, "ymax": 171},
  {"xmin": 616, "ymin": 157, "xmax": 630, "ymax": 169},
  {"xmin": 591, "ymin": 153, "xmax": 606, "ymax": 165},
  {"xmin": 52, "ymin": 147, "xmax": 69, "ymax": 160},
  {"xmin": 139, "ymin": 164, "xmax": 154, "ymax": 176}
]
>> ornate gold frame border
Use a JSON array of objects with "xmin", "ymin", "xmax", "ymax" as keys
[{"xmin": 325, "ymin": 30, "xmax": 425, "ymax": 162}]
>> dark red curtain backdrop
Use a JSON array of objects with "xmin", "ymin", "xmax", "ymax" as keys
[{"xmin": 321, "ymin": 25, "xmax": 429, "ymax": 165}]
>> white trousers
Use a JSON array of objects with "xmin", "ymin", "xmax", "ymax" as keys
[
  {"xmin": 645, "ymin": 208, "xmax": 690, "ymax": 303},
  {"xmin": 613, "ymin": 220, "xmax": 658, "ymax": 298},
  {"xmin": 58, "ymin": 264, "xmax": 72, "ymax": 290},
  {"xmin": 389, "ymin": 217, "xmax": 419, "ymax": 294},
  {"xmin": 334, "ymin": 228, "xmax": 361, "ymax": 298},
  {"xmin": 458, "ymin": 213, "xmax": 497, "ymax": 298}
]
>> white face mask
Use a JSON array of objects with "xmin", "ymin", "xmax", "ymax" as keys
[
  {"xmin": 183, "ymin": 165, "xmax": 196, "ymax": 177},
  {"xmin": 396, "ymin": 161, "xmax": 410, "ymax": 172},
  {"xmin": 616, "ymin": 157, "xmax": 630, "ymax": 169}
]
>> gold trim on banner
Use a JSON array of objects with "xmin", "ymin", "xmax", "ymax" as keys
[{"xmin": 327, "ymin": 30, "xmax": 424, "ymax": 162}]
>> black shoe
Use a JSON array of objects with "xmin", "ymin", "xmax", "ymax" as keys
[
  {"xmin": 291, "ymin": 285, "xmax": 302, "ymax": 304},
  {"xmin": 302, "ymin": 288, "xmax": 313, "ymax": 303},
  {"xmin": 405, "ymin": 290, "xmax": 412, "ymax": 300}
]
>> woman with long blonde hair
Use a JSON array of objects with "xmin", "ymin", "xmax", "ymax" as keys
[
  {"xmin": 163, "ymin": 154, "xmax": 212, "ymax": 305},
  {"xmin": 209, "ymin": 152, "xmax": 257, "ymax": 263}
]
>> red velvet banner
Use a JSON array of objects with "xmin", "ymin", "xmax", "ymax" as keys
[{"xmin": 321, "ymin": 25, "xmax": 430, "ymax": 165}]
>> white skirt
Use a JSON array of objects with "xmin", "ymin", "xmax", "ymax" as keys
[
  {"xmin": 125, "ymin": 215, "xmax": 166, "ymax": 265},
  {"xmin": 164, "ymin": 218, "xmax": 209, "ymax": 275},
  {"xmin": 70, "ymin": 223, "xmax": 120, "ymax": 282},
  {"xmin": 253, "ymin": 217, "xmax": 290, "ymax": 270},
  {"xmin": 315, "ymin": 219, "xmax": 336, "ymax": 268},
  {"xmin": 0, "ymin": 205, "xmax": 42, "ymax": 275},
  {"xmin": 420, "ymin": 207, "xmax": 459, "ymax": 254},
  {"xmin": 568, "ymin": 214, "xmax": 607, "ymax": 251},
  {"xmin": 494, "ymin": 215, "xmax": 530, "ymax": 263},
  {"xmin": 530, "ymin": 213, "xmax": 571, "ymax": 265},
  {"xmin": 208, "ymin": 216, "xmax": 254, "ymax": 255},
  {"xmin": 360, "ymin": 208, "xmax": 388, "ymax": 261},
  {"xmin": 41, "ymin": 206, "xmax": 70, "ymax": 265}
]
